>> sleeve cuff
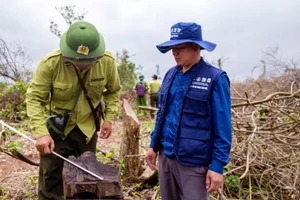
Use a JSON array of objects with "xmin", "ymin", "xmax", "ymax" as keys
[
  {"xmin": 149, "ymin": 140, "xmax": 155, "ymax": 148},
  {"xmin": 209, "ymin": 159, "xmax": 225, "ymax": 174},
  {"xmin": 35, "ymin": 127, "xmax": 50, "ymax": 139},
  {"xmin": 104, "ymin": 113, "xmax": 114, "ymax": 123}
]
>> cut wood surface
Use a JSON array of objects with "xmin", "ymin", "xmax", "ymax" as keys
[{"xmin": 62, "ymin": 151, "xmax": 123, "ymax": 199}]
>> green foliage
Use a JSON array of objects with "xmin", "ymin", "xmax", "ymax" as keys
[
  {"xmin": 5, "ymin": 81, "xmax": 28, "ymax": 95},
  {"xmin": 0, "ymin": 186, "xmax": 11, "ymax": 200},
  {"xmin": 105, "ymin": 149, "xmax": 115, "ymax": 159},
  {"xmin": 283, "ymin": 116, "xmax": 297, "ymax": 122},
  {"xmin": 118, "ymin": 158, "xmax": 125, "ymax": 176},
  {"xmin": 0, "ymin": 186, "xmax": 9, "ymax": 200},
  {"xmin": 116, "ymin": 49, "xmax": 143, "ymax": 93},
  {"xmin": 29, "ymin": 176, "xmax": 38, "ymax": 185},
  {"xmin": 153, "ymin": 185, "xmax": 159, "ymax": 190},
  {"xmin": 135, "ymin": 182, "xmax": 142, "ymax": 190},
  {"xmin": 25, "ymin": 191, "xmax": 34, "ymax": 197},
  {"xmin": 96, "ymin": 152, "xmax": 111, "ymax": 164},
  {"xmin": 8, "ymin": 140, "xmax": 22, "ymax": 152},
  {"xmin": 0, "ymin": 81, "xmax": 28, "ymax": 121},
  {"xmin": 140, "ymin": 119, "xmax": 155, "ymax": 131},
  {"xmin": 225, "ymin": 174, "xmax": 240, "ymax": 191},
  {"xmin": 0, "ymin": 81, "xmax": 7, "ymax": 92}
]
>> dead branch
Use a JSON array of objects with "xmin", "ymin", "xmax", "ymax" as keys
[
  {"xmin": 0, "ymin": 147, "xmax": 39, "ymax": 166},
  {"xmin": 227, "ymin": 79, "xmax": 300, "ymax": 199}
]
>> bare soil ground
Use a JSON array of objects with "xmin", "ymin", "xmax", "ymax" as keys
[{"xmin": 0, "ymin": 119, "xmax": 158, "ymax": 200}]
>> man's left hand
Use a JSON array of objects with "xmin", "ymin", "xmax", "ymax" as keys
[
  {"xmin": 98, "ymin": 121, "xmax": 112, "ymax": 139},
  {"xmin": 206, "ymin": 170, "xmax": 223, "ymax": 192}
]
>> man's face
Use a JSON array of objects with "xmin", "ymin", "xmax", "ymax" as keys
[{"xmin": 171, "ymin": 43, "xmax": 199, "ymax": 67}]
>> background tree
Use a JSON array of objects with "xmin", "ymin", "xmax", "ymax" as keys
[
  {"xmin": 116, "ymin": 49, "xmax": 142, "ymax": 93},
  {"xmin": 49, "ymin": 5, "xmax": 87, "ymax": 38},
  {"xmin": 0, "ymin": 36, "xmax": 33, "ymax": 84},
  {"xmin": 155, "ymin": 64, "xmax": 161, "ymax": 80}
]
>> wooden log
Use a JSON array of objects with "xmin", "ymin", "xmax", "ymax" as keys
[
  {"xmin": 138, "ymin": 106, "xmax": 159, "ymax": 111},
  {"xmin": 62, "ymin": 151, "xmax": 123, "ymax": 199},
  {"xmin": 120, "ymin": 99, "xmax": 141, "ymax": 182}
]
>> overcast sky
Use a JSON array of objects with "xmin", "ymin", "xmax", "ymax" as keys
[{"xmin": 1, "ymin": 0, "xmax": 299, "ymax": 82}]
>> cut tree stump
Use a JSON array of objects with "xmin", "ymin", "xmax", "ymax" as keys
[
  {"xmin": 62, "ymin": 151, "xmax": 123, "ymax": 199},
  {"xmin": 120, "ymin": 99, "xmax": 141, "ymax": 183}
]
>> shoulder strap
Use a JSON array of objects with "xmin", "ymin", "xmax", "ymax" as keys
[
  {"xmin": 72, "ymin": 65, "xmax": 101, "ymax": 131},
  {"xmin": 49, "ymin": 74, "xmax": 87, "ymax": 116}
]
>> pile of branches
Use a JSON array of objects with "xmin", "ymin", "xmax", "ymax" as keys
[{"xmin": 223, "ymin": 77, "xmax": 300, "ymax": 199}]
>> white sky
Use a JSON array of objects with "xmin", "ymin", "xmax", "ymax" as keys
[{"xmin": 1, "ymin": 0, "xmax": 299, "ymax": 82}]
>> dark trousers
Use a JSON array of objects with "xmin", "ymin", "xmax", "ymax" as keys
[
  {"xmin": 150, "ymin": 93, "xmax": 159, "ymax": 108},
  {"xmin": 150, "ymin": 93, "xmax": 159, "ymax": 117},
  {"xmin": 38, "ymin": 126, "xmax": 97, "ymax": 200},
  {"xmin": 158, "ymin": 150, "xmax": 209, "ymax": 200}
]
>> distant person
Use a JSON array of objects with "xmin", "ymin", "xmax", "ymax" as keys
[
  {"xmin": 145, "ymin": 22, "xmax": 232, "ymax": 200},
  {"xmin": 134, "ymin": 75, "xmax": 148, "ymax": 116},
  {"xmin": 26, "ymin": 21, "xmax": 121, "ymax": 200},
  {"xmin": 149, "ymin": 74, "xmax": 161, "ymax": 117}
]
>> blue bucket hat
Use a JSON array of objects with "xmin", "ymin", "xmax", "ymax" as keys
[{"xmin": 156, "ymin": 22, "xmax": 217, "ymax": 53}]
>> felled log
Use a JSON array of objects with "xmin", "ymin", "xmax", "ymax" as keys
[
  {"xmin": 138, "ymin": 106, "xmax": 158, "ymax": 111},
  {"xmin": 62, "ymin": 151, "xmax": 123, "ymax": 199},
  {"xmin": 120, "ymin": 99, "xmax": 141, "ymax": 182}
]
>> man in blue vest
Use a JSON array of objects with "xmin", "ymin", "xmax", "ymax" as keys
[{"xmin": 145, "ymin": 22, "xmax": 232, "ymax": 200}]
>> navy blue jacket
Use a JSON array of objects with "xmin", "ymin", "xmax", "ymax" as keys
[{"xmin": 150, "ymin": 58, "xmax": 232, "ymax": 174}]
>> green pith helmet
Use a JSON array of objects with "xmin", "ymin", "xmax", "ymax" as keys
[
  {"xmin": 60, "ymin": 21, "xmax": 105, "ymax": 65},
  {"xmin": 139, "ymin": 75, "xmax": 144, "ymax": 81}
]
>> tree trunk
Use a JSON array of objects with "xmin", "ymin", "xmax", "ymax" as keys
[
  {"xmin": 120, "ymin": 99, "xmax": 141, "ymax": 182},
  {"xmin": 62, "ymin": 151, "xmax": 123, "ymax": 199}
]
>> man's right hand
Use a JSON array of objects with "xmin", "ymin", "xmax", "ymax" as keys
[
  {"xmin": 145, "ymin": 148, "xmax": 158, "ymax": 171},
  {"xmin": 35, "ymin": 135, "xmax": 55, "ymax": 154}
]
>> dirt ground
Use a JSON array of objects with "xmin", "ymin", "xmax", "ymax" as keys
[{"xmin": 0, "ymin": 119, "xmax": 158, "ymax": 200}]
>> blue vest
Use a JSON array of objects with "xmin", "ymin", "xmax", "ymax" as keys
[{"xmin": 154, "ymin": 60, "xmax": 224, "ymax": 167}]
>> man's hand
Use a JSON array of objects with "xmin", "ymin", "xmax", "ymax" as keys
[
  {"xmin": 35, "ymin": 135, "xmax": 55, "ymax": 154},
  {"xmin": 99, "ymin": 121, "xmax": 112, "ymax": 139},
  {"xmin": 145, "ymin": 148, "xmax": 158, "ymax": 171},
  {"xmin": 206, "ymin": 170, "xmax": 223, "ymax": 192}
]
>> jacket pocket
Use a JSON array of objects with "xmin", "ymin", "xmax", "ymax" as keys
[
  {"xmin": 52, "ymin": 82, "xmax": 73, "ymax": 101},
  {"xmin": 87, "ymin": 79, "xmax": 106, "ymax": 100},
  {"xmin": 176, "ymin": 128, "xmax": 211, "ymax": 159}
]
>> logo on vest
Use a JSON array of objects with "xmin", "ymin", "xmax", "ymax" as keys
[{"xmin": 190, "ymin": 77, "xmax": 211, "ymax": 90}]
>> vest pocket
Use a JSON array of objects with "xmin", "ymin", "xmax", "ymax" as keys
[
  {"xmin": 182, "ymin": 92, "xmax": 210, "ymax": 128},
  {"xmin": 177, "ymin": 128, "xmax": 210, "ymax": 159},
  {"xmin": 183, "ymin": 92, "xmax": 208, "ymax": 115}
]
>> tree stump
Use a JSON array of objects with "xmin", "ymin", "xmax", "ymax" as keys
[
  {"xmin": 120, "ymin": 99, "xmax": 141, "ymax": 182},
  {"xmin": 62, "ymin": 151, "xmax": 123, "ymax": 199}
]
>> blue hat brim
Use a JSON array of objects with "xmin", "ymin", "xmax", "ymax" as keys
[{"xmin": 156, "ymin": 39, "xmax": 217, "ymax": 53}]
